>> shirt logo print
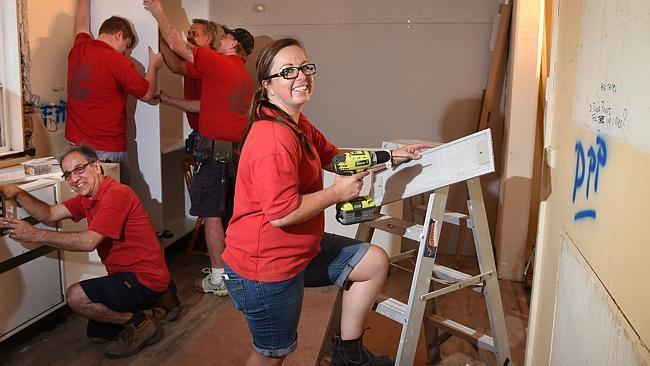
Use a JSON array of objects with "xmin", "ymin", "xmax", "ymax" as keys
[
  {"xmin": 228, "ymin": 79, "xmax": 253, "ymax": 116},
  {"xmin": 68, "ymin": 64, "xmax": 92, "ymax": 101}
]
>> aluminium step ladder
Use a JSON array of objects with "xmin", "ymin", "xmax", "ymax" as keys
[{"xmin": 316, "ymin": 129, "xmax": 511, "ymax": 365}]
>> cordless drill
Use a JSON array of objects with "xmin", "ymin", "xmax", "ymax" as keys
[{"xmin": 332, "ymin": 150, "xmax": 391, "ymax": 225}]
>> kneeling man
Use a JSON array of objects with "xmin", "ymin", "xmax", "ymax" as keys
[{"xmin": 0, "ymin": 145, "xmax": 174, "ymax": 358}]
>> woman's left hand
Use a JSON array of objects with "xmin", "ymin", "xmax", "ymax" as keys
[{"xmin": 391, "ymin": 143, "xmax": 430, "ymax": 164}]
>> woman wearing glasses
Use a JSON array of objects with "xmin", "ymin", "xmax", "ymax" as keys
[{"xmin": 222, "ymin": 38, "xmax": 427, "ymax": 366}]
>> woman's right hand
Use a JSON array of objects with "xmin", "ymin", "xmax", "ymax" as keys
[{"xmin": 332, "ymin": 171, "xmax": 370, "ymax": 202}]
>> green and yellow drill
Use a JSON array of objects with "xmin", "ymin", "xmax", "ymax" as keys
[{"xmin": 332, "ymin": 150, "xmax": 391, "ymax": 225}]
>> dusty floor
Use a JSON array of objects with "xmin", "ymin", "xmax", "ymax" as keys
[{"xmin": 0, "ymin": 238, "xmax": 529, "ymax": 365}]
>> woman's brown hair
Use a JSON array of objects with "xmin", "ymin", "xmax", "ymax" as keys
[{"xmin": 240, "ymin": 38, "xmax": 315, "ymax": 159}]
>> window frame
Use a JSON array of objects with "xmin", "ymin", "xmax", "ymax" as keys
[{"xmin": 0, "ymin": 0, "xmax": 25, "ymax": 156}]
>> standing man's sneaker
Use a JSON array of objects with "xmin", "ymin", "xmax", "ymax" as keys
[
  {"xmin": 193, "ymin": 267, "xmax": 228, "ymax": 296},
  {"xmin": 105, "ymin": 313, "xmax": 163, "ymax": 359}
]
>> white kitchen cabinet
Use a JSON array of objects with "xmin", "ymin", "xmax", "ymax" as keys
[{"xmin": 0, "ymin": 179, "xmax": 64, "ymax": 342}]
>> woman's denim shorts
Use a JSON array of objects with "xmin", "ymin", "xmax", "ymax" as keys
[{"xmin": 222, "ymin": 233, "xmax": 370, "ymax": 357}]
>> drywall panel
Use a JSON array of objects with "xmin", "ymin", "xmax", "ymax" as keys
[
  {"xmin": 528, "ymin": 0, "xmax": 650, "ymax": 363},
  {"xmin": 550, "ymin": 234, "xmax": 649, "ymax": 365},
  {"xmin": 209, "ymin": 0, "xmax": 501, "ymax": 148},
  {"xmin": 212, "ymin": 0, "xmax": 500, "ymax": 25}
]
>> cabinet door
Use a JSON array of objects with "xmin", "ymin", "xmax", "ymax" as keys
[
  {"xmin": 0, "ymin": 181, "xmax": 65, "ymax": 341},
  {"xmin": 0, "ymin": 239, "xmax": 63, "ymax": 340}
]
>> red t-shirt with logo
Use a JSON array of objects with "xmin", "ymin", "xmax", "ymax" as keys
[
  {"xmin": 65, "ymin": 33, "xmax": 149, "ymax": 152},
  {"xmin": 184, "ymin": 61, "xmax": 202, "ymax": 130},
  {"xmin": 191, "ymin": 47, "xmax": 253, "ymax": 141},
  {"xmin": 223, "ymin": 113, "xmax": 340, "ymax": 282},
  {"xmin": 62, "ymin": 176, "xmax": 170, "ymax": 292}
]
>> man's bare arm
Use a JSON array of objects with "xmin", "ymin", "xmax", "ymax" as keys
[
  {"xmin": 0, "ymin": 184, "xmax": 72, "ymax": 223},
  {"xmin": 33, "ymin": 228, "xmax": 105, "ymax": 252},
  {"xmin": 1, "ymin": 217, "xmax": 105, "ymax": 252},
  {"xmin": 143, "ymin": 0, "xmax": 194, "ymax": 63},
  {"xmin": 140, "ymin": 46, "xmax": 164, "ymax": 104},
  {"xmin": 160, "ymin": 38, "xmax": 188, "ymax": 76},
  {"xmin": 160, "ymin": 91, "xmax": 200, "ymax": 113},
  {"xmin": 74, "ymin": 0, "xmax": 91, "ymax": 36}
]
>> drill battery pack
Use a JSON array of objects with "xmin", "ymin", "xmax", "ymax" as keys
[{"xmin": 335, "ymin": 195, "xmax": 377, "ymax": 225}]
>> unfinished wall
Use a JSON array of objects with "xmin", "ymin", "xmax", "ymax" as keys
[
  {"xmin": 23, "ymin": 0, "xmax": 203, "ymax": 158},
  {"xmin": 24, "ymin": 0, "xmax": 74, "ymax": 157},
  {"xmin": 526, "ymin": 0, "xmax": 650, "ymax": 364},
  {"xmin": 550, "ymin": 235, "xmax": 647, "ymax": 366}
]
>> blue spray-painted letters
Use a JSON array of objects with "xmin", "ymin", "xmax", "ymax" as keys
[{"xmin": 572, "ymin": 136, "xmax": 607, "ymax": 221}]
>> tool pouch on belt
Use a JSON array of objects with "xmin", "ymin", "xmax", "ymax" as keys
[
  {"xmin": 184, "ymin": 131, "xmax": 196, "ymax": 156},
  {"xmin": 185, "ymin": 131, "xmax": 215, "ymax": 163}
]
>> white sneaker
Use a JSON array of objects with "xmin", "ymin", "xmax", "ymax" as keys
[{"xmin": 193, "ymin": 268, "xmax": 228, "ymax": 296}]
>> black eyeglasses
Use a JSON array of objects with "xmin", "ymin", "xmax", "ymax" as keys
[
  {"xmin": 61, "ymin": 161, "xmax": 94, "ymax": 181},
  {"xmin": 265, "ymin": 64, "xmax": 316, "ymax": 80}
]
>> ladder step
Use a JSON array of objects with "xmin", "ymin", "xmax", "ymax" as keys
[
  {"xmin": 367, "ymin": 214, "xmax": 470, "ymax": 243},
  {"xmin": 365, "ymin": 215, "xmax": 422, "ymax": 242},
  {"xmin": 413, "ymin": 203, "xmax": 471, "ymax": 224},
  {"xmin": 426, "ymin": 314, "xmax": 496, "ymax": 352},
  {"xmin": 389, "ymin": 249, "xmax": 416, "ymax": 264},
  {"xmin": 443, "ymin": 211, "xmax": 471, "ymax": 226},
  {"xmin": 374, "ymin": 297, "xmax": 408, "ymax": 325},
  {"xmin": 433, "ymin": 265, "xmax": 484, "ymax": 293}
]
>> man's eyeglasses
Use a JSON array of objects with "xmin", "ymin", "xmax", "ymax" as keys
[
  {"xmin": 265, "ymin": 64, "xmax": 316, "ymax": 80},
  {"xmin": 61, "ymin": 161, "xmax": 94, "ymax": 181}
]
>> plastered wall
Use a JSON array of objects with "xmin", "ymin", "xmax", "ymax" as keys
[
  {"xmin": 209, "ymin": 0, "xmax": 502, "ymax": 148},
  {"xmin": 527, "ymin": 0, "xmax": 650, "ymax": 364},
  {"xmin": 24, "ymin": 0, "xmax": 74, "ymax": 157}
]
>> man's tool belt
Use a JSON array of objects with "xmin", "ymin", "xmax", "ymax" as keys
[{"xmin": 185, "ymin": 130, "xmax": 236, "ymax": 163}]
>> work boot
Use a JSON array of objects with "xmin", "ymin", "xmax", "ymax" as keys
[
  {"xmin": 193, "ymin": 267, "xmax": 228, "ymax": 296},
  {"xmin": 89, "ymin": 337, "xmax": 114, "ymax": 344},
  {"xmin": 105, "ymin": 313, "xmax": 163, "ymax": 359},
  {"xmin": 153, "ymin": 280, "xmax": 182, "ymax": 321},
  {"xmin": 330, "ymin": 335, "xmax": 394, "ymax": 366}
]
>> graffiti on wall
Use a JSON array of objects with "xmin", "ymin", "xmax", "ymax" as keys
[{"xmin": 573, "ymin": 136, "xmax": 607, "ymax": 221}]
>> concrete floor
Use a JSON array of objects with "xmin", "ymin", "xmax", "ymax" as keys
[{"xmin": 0, "ymin": 237, "xmax": 529, "ymax": 365}]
